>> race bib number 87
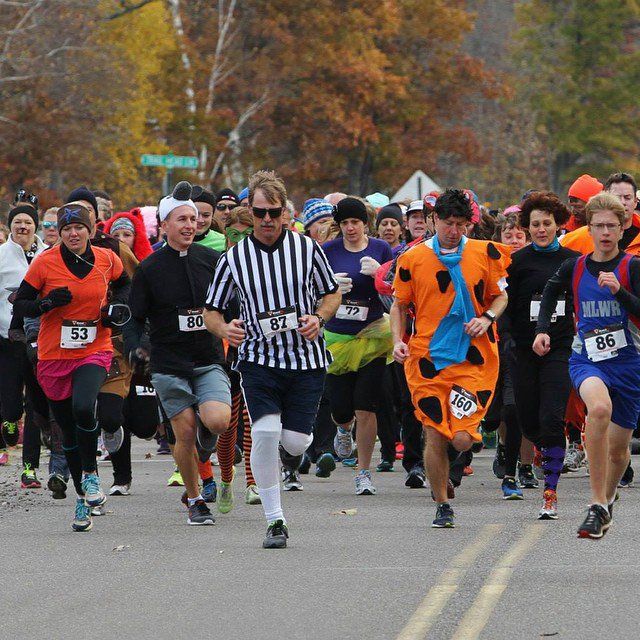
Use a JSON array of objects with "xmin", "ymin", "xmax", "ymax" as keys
[{"xmin": 257, "ymin": 306, "xmax": 298, "ymax": 338}]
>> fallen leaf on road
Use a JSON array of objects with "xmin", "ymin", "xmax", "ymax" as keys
[
  {"xmin": 113, "ymin": 545, "xmax": 131, "ymax": 552},
  {"xmin": 331, "ymin": 508, "xmax": 357, "ymax": 516},
  {"xmin": 145, "ymin": 452, "xmax": 152, "ymax": 459}
]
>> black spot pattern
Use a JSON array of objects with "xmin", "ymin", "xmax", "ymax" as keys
[
  {"xmin": 474, "ymin": 279, "xmax": 485, "ymax": 304},
  {"xmin": 436, "ymin": 270, "xmax": 451, "ymax": 293},
  {"xmin": 466, "ymin": 345, "xmax": 485, "ymax": 365},
  {"xmin": 418, "ymin": 357, "xmax": 438, "ymax": 379},
  {"xmin": 487, "ymin": 325, "xmax": 496, "ymax": 343},
  {"xmin": 477, "ymin": 390, "xmax": 492, "ymax": 408},
  {"xmin": 487, "ymin": 242, "xmax": 501, "ymax": 260},
  {"xmin": 399, "ymin": 267, "xmax": 411, "ymax": 282},
  {"xmin": 418, "ymin": 396, "xmax": 443, "ymax": 424}
]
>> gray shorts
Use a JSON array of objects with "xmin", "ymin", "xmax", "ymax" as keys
[{"xmin": 151, "ymin": 364, "xmax": 231, "ymax": 420}]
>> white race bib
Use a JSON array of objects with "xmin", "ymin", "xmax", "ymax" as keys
[
  {"xmin": 178, "ymin": 308, "xmax": 205, "ymax": 332},
  {"xmin": 60, "ymin": 320, "xmax": 98, "ymax": 349},
  {"xmin": 449, "ymin": 385, "xmax": 478, "ymax": 419},
  {"xmin": 584, "ymin": 324, "xmax": 627, "ymax": 362},
  {"xmin": 336, "ymin": 299, "xmax": 370, "ymax": 322},
  {"xmin": 257, "ymin": 306, "xmax": 298, "ymax": 338},
  {"xmin": 135, "ymin": 384, "xmax": 156, "ymax": 397},
  {"xmin": 530, "ymin": 295, "xmax": 566, "ymax": 322}
]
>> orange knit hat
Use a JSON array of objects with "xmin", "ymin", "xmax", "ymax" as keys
[{"xmin": 567, "ymin": 174, "xmax": 603, "ymax": 202}]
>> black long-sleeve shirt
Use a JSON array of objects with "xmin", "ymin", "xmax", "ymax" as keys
[
  {"xmin": 504, "ymin": 244, "xmax": 580, "ymax": 348},
  {"xmin": 536, "ymin": 252, "xmax": 640, "ymax": 336}
]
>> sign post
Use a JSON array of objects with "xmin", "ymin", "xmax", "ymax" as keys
[{"xmin": 140, "ymin": 153, "xmax": 199, "ymax": 193}]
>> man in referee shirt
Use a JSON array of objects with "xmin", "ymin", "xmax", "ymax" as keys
[{"xmin": 205, "ymin": 170, "xmax": 341, "ymax": 548}]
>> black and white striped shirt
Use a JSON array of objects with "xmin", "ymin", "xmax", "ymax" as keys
[{"xmin": 206, "ymin": 229, "xmax": 339, "ymax": 370}]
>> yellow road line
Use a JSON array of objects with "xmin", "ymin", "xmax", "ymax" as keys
[
  {"xmin": 453, "ymin": 524, "xmax": 545, "ymax": 640},
  {"xmin": 395, "ymin": 524, "xmax": 502, "ymax": 640}
]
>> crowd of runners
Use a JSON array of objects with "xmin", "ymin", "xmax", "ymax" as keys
[{"xmin": 1, "ymin": 169, "xmax": 639, "ymax": 546}]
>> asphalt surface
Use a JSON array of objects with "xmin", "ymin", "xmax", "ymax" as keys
[{"xmin": 1, "ymin": 443, "xmax": 639, "ymax": 640}]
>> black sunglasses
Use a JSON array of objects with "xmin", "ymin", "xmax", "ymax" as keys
[
  {"xmin": 216, "ymin": 202, "xmax": 237, "ymax": 211},
  {"xmin": 252, "ymin": 206, "xmax": 283, "ymax": 219},
  {"xmin": 15, "ymin": 189, "xmax": 38, "ymax": 208}
]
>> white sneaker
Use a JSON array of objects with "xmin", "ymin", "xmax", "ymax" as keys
[
  {"xmin": 563, "ymin": 443, "xmax": 585, "ymax": 472},
  {"xmin": 109, "ymin": 483, "xmax": 131, "ymax": 496},
  {"xmin": 244, "ymin": 484, "xmax": 261, "ymax": 505},
  {"xmin": 333, "ymin": 426, "xmax": 354, "ymax": 459},
  {"xmin": 282, "ymin": 469, "xmax": 303, "ymax": 491},
  {"xmin": 355, "ymin": 469, "xmax": 376, "ymax": 495},
  {"xmin": 102, "ymin": 427, "xmax": 124, "ymax": 455}
]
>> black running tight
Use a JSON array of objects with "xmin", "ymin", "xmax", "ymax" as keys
[{"xmin": 48, "ymin": 364, "xmax": 107, "ymax": 495}]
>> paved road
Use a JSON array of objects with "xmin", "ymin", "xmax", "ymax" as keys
[{"xmin": 1, "ymin": 443, "xmax": 639, "ymax": 640}]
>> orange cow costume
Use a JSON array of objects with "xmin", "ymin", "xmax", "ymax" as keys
[{"xmin": 393, "ymin": 237, "xmax": 511, "ymax": 441}]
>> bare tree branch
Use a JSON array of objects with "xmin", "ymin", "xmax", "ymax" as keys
[{"xmin": 104, "ymin": 0, "xmax": 158, "ymax": 21}]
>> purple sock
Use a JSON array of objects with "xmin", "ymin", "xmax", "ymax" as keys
[{"xmin": 542, "ymin": 445, "xmax": 565, "ymax": 491}]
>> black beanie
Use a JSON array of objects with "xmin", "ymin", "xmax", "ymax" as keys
[
  {"xmin": 216, "ymin": 188, "xmax": 239, "ymax": 205},
  {"xmin": 333, "ymin": 197, "xmax": 368, "ymax": 224},
  {"xmin": 376, "ymin": 203, "xmax": 404, "ymax": 228},
  {"xmin": 67, "ymin": 186, "xmax": 98, "ymax": 217},
  {"xmin": 8, "ymin": 204, "xmax": 39, "ymax": 229},
  {"xmin": 192, "ymin": 185, "xmax": 216, "ymax": 208}
]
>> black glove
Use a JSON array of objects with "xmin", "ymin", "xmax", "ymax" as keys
[
  {"xmin": 101, "ymin": 304, "xmax": 130, "ymax": 328},
  {"xmin": 39, "ymin": 287, "xmax": 72, "ymax": 313},
  {"xmin": 129, "ymin": 347, "xmax": 150, "ymax": 376}
]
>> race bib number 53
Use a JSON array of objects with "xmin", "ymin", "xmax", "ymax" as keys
[
  {"xmin": 60, "ymin": 320, "xmax": 98, "ymax": 349},
  {"xmin": 449, "ymin": 385, "xmax": 478, "ymax": 420}
]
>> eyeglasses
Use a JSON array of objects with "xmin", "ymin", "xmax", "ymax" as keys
[
  {"xmin": 216, "ymin": 203, "xmax": 237, "ymax": 212},
  {"xmin": 42, "ymin": 221, "xmax": 57, "ymax": 229},
  {"xmin": 225, "ymin": 227, "xmax": 253, "ymax": 243},
  {"xmin": 252, "ymin": 206, "xmax": 283, "ymax": 219},
  {"xmin": 15, "ymin": 189, "xmax": 38, "ymax": 208},
  {"xmin": 589, "ymin": 222, "xmax": 621, "ymax": 232}
]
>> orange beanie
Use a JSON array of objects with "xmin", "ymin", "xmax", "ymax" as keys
[{"xmin": 567, "ymin": 174, "xmax": 603, "ymax": 203}]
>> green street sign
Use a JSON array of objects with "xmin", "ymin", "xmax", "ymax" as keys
[{"xmin": 140, "ymin": 154, "xmax": 198, "ymax": 169}]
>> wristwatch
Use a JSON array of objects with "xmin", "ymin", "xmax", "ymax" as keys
[
  {"xmin": 482, "ymin": 310, "xmax": 496, "ymax": 324},
  {"xmin": 313, "ymin": 313, "xmax": 326, "ymax": 328}
]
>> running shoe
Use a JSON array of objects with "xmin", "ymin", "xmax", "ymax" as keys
[
  {"xmin": 463, "ymin": 465, "xmax": 474, "ymax": 476},
  {"xmin": 91, "ymin": 504, "xmax": 106, "ymax": 516},
  {"xmin": 1, "ymin": 421, "xmax": 19, "ymax": 447},
  {"xmin": 234, "ymin": 444, "xmax": 243, "ymax": 466},
  {"xmin": 82, "ymin": 473, "xmax": 106, "ymax": 507},
  {"xmin": 245, "ymin": 484, "xmax": 261, "ymax": 505},
  {"xmin": 430, "ymin": 480, "xmax": 455, "ymax": 501},
  {"xmin": 502, "ymin": 477, "xmax": 523, "ymax": 500},
  {"xmin": 618, "ymin": 463, "xmax": 634, "ymax": 488},
  {"xmin": 202, "ymin": 478, "xmax": 217, "ymax": 503},
  {"xmin": 263, "ymin": 519, "xmax": 289, "ymax": 549},
  {"xmin": 47, "ymin": 473, "xmax": 67, "ymax": 500},
  {"xmin": 432, "ymin": 502, "xmax": 455, "ymax": 528},
  {"xmin": 563, "ymin": 442, "xmax": 585, "ymax": 473},
  {"xmin": 341, "ymin": 457, "xmax": 357, "ymax": 468},
  {"xmin": 355, "ymin": 469, "xmax": 376, "ymax": 495},
  {"xmin": 20, "ymin": 463, "xmax": 41, "ymax": 489},
  {"xmin": 395, "ymin": 442, "xmax": 404, "ymax": 460},
  {"xmin": 538, "ymin": 489, "xmax": 558, "ymax": 520},
  {"xmin": 72, "ymin": 498, "xmax": 92, "ymax": 532},
  {"xmin": 218, "ymin": 479, "xmax": 234, "ymax": 514},
  {"xmin": 333, "ymin": 425, "xmax": 354, "ymax": 459},
  {"xmin": 405, "ymin": 465, "xmax": 426, "ymax": 489},
  {"xmin": 156, "ymin": 436, "xmax": 171, "ymax": 455},
  {"xmin": 518, "ymin": 464, "xmax": 539, "ymax": 489},
  {"xmin": 195, "ymin": 414, "xmax": 218, "ymax": 463},
  {"xmin": 376, "ymin": 460, "xmax": 394, "ymax": 472},
  {"xmin": 109, "ymin": 483, "xmax": 131, "ymax": 496},
  {"xmin": 181, "ymin": 490, "xmax": 189, "ymax": 507},
  {"xmin": 315, "ymin": 452, "xmax": 336, "ymax": 478},
  {"xmin": 187, "ymin": 499, "xmax": 215, "ymax": 525},
  {"xmin": 167, "ymin": 468, "xmax": 184, "ymax": 487},
  {"xmin": 102, "ymin": 427, "xmax": 124, "ymax": 455},
  {"xmin": 492, "ymin": 442, "xmax": 506, "ymax": 479},
  {"xmin": 577, "ymin": 504, "xmax": 611, "ymax": 539},
  {"xmin": 299, "ymin": 453, "xmax": 311, "ymax": 475},
  {"xmin": 282, "ymin": 469, "xmax": 303, "ymax": 491},
  {"xmin": 0, "ymin": 450, "xmax": 8, "ymax": 466}
]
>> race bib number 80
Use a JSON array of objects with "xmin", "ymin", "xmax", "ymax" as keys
[
  {"xmin": 449, "ymin": 385, "xmax": 478, "ymax": 420},
  {"xmin": 178, "ymin": 308, "xmax": 205, "ymax": 332}
]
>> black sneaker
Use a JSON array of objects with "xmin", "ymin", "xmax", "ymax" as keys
[
  {"xmin": 518, "ymin": 464, "xmax": 539, "ymax": 489},
  {"xmin": 47, "ymin": 473, "xmax": 67, "ymax": 500},
  {"xmin": 432, "ymin": 502, "xmax": 455, "ymax": 528},
  {"xmin": 1, "ymin": 421, "xmax": 19, "ymax": 447},
  {"xmin": 492, "ymin": 443, "xmax": 506, "ymax": 479},
  {"xmin": 299, "ymin": 453, "xmax": 311, "ymax": 475},
  {"xmin": 577, "ymin": 504, "xmax": 611, "ymax": 539},
  {"xmin": 405, "ymin": 465, "xmax": 426, "ymax": 489},
  {"xmin": 187, "ymin": 499, "xmax": 215, "ymax": 525},
  {"xmin": 263, "ymin": 519, "xmax": 289, "ymax": 549},
  {"xmin": 195, "ymin": 414, "xmax": 218, "ymax": 463},
  {"xmin": 315, "ymin": 452, "xmax": 336, "ymax": 478},
  {"xmin": 618, "ymin": 462, "xmax": 634, "ymax": 488}
]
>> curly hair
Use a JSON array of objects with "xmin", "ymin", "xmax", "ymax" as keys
[
  {"xmin": 434, "ymin": 189, "xmax": 472, "ymax": 221},
  {"xmin": 518, "ymin": 191, "xmax": 571, "ymax": 228}
]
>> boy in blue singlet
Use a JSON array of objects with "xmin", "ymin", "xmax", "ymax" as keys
[{"xmin": 534, "ymin": 192, "xmax": 640, "ymax": 539}]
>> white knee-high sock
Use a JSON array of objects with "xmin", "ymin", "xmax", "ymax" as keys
[{"xmin": 250, "ymin": 414, "xmax": 283, "ymax": 522}]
